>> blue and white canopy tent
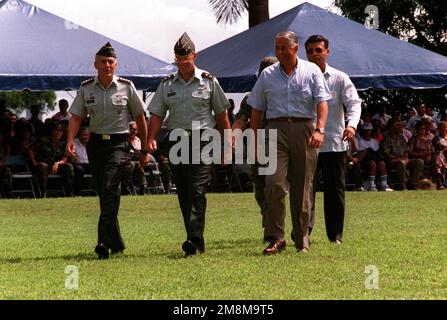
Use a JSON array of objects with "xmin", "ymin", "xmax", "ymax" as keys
[
  {"xmin": 0, "ymin": 0, "xmax": 175, "ymax": 91},
  {"xmin": 196, "ymin": 2, "xmax": 447, "ymax": 92}
]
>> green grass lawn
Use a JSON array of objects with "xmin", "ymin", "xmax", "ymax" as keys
[{"xmin": 0, "ymin": 191, "xmax": 445, "ymax": 300}]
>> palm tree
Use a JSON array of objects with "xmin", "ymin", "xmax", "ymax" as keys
[{"xmin": 209, "ymin": 0, "xmax": 269, "ymax": 28}]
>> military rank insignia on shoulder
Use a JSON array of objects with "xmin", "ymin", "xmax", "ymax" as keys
[
  {"xmin": 80, "ymin": 78, "xmax": 94, "ymax": 86},
  {"xmin": 201, "ymin": 72, "xmax": 215, "ymax": 81},
  {"xmin": 162, "ymin": 74, "xmax": 175, "ymax": 82},
  {"xmin": 117, "ymin": 77, "xmax": 132, "ymax": 85}
]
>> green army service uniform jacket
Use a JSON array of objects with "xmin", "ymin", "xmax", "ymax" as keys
[
  {"xmin": 70, "ymin": 76, "xmax": 146, "ymax": 134},
  {"xmin": 148, "ymin": 67, "xmax": 230, "ymax": 130}
]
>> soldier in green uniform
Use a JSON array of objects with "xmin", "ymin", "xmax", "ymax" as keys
[
  {"xmin": 67, "ymin": 42, "xmax": 149, "ymax": 259},
  {"xmin": 232, "ymin": 56, "xmax": 277, "ymax": 235},
  {"xmin": 29, "ymin": 121, "xmax": 74, "ymax": 197},
  {"xmin": 147, "ymin": 33, "xmax": 231, "ymax": 257}
]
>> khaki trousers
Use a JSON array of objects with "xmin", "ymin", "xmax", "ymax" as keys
[{"xmin": 263, "ymin": 119, "xmax": 318, "ymax": 249}]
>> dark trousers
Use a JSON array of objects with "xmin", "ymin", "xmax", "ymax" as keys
[
  {"xmin": 310, "ymin": 151, "xmax": 346, "ymax": 242},
  {"xmin": 171, "ymin": 163, "xmax": 211, "ymax": 248},
  {"xmin": 87, "ymin": 135, "xmax": 129, "ymax": 252},
  {"xmin": 169, "ymin": 136, "xmax": 211, "ymax": 249}
]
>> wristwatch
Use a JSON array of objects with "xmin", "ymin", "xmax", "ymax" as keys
[{"xmin": 315, "ymin": 128, "xmax": 325, "ymax": 135}]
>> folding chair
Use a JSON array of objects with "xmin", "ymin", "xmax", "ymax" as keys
[
  {"xmin": 229, "ymin": 164, "xmax": 252, "ymax": 192},
  {"xmin": 47, "ymin": 174, "xmax": 66, "ymax": 197},
  {"xmin": 145, "ymin": 162, "xmax": 165, "ymax": 194},
  {"xmin": 210, "ymin": 164, "xmax": 232, "ymax": 192},
  {"xmin": 79, "ymin": 173, "xmax": 96, "ymax": 196},
  {"xmin": 4, "ymin": 155, "xmax": 38, "ymax": 199}
]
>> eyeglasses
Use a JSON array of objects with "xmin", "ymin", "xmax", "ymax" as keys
[{"xmin": 306, "ymin": 47, "xmax": 324, "ymax": 54}]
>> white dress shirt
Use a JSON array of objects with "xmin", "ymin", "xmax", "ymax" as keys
[{"xmin": 319, "ymin": 65, "xmax": 362, "ymax": 153}]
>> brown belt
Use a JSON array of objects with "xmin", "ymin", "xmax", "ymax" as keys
[{"xmin": 268, "ymin": 117, "xmax": 312, "ymax": 123}]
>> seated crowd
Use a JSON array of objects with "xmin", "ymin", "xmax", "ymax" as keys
[
  {"xmin": 1, "ymin": 99, "xmax": 447, "ymax": 198},
  {"xmin": 346, "ymin": 102, "xmax": 447, "ymax": 191},
  {"xmin": 0, "ymin": 101, "xmax": 172, "ymax": 198}
]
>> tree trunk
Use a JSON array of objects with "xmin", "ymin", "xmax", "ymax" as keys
[{"xmin": 248, "ymin": 0, "xmax": 269, "ymax": 28}]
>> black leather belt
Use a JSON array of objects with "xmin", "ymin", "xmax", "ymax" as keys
[{"xmin": 91, "ymin": 133, "xmax": 128, "ymax": 140}]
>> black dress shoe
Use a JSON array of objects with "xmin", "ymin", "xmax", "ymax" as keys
[
  {"xmin": 197, "ymin": 244, "xmax": 205, "ymax": 254},
  {"xmin": 111, "ymin": 244, "xmax": 125, "ymax": 255},
  {"xmin": 182, "ymin": 240, "xmax": 197, "ymax": 257},
  {"xmin": 95, "ymin": 243, "xmax": 109, "ymax": 259}
]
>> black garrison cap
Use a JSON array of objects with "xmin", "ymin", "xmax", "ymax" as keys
[
  {"xmin": 174, "ymin": 32, "xmax": 195, "ymax": 56},
  {"xmin": 96, "ymin": 42, "xmax": 117, "ymax": 58}
]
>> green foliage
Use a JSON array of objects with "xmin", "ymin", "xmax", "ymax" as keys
[
  {"xmin": 0, "ymin": 192, "xmax": 445, "ymax": 299},
  {"xmin": 333, "ymin": 0, "xmax": 447, "ymax": 56},
  {"xmin": 208, "ymin": 0, "xmax": 269, "ymax": 28},
  {"xmin": 209, "ymin": 0, "xmax": 249, "ymax": 25},
  {"xmin": 359, "ymin": 88, "xmax": 447, "ymax": 117},
  {"xmin": 0, "ymin": 91, "xmax": 57, "ymax": 113},
  {"xmin": 333, "ymin": 0, "xmax": 447, "ymax": 115}
]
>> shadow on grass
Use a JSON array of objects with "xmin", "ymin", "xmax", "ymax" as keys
[
  {"xmin": 0, "ymin": 252, "xmax": 98, "ymax": 264},
  {"xmin": 0, "ymin": 238, "xmax": 286, "ymax": 263},
  {"xmin": 208, "ymin": 238, "xmax": 262, "ymax": 249},
  {"xmin": 160, "ymin": 238, "xmax": 264, "ymax": 260}
]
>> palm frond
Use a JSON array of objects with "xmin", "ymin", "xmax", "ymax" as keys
[{"xmin": 209, "ymin": 0, "xmax": 248, "ymax": 25}]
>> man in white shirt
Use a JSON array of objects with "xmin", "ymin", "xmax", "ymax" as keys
[
  {"xmin": 406, "ymin": 102, "xmax": 436, "ymax": 133},
  {"xmin": 372, "ymin": 103, "xmax": 392, "ymax": 130},
  {"xmin": 305, "ymin": 34, "xmax": 361, "ymax": 244},
  {"xmin": 355, "ymin": 121, "xmax": 393, "ymax": 192},
  {"xmin": 122, "ymin": 121, "xmax": 153, "ymax": 195},
  {"xmin": 71, "ymin": 126, "xmax": 90, "ymax": 195}
]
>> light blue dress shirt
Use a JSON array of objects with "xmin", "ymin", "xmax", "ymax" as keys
[{"xmin": 247, "ymin": 59, "xmax": 332, "ymax": 119}]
